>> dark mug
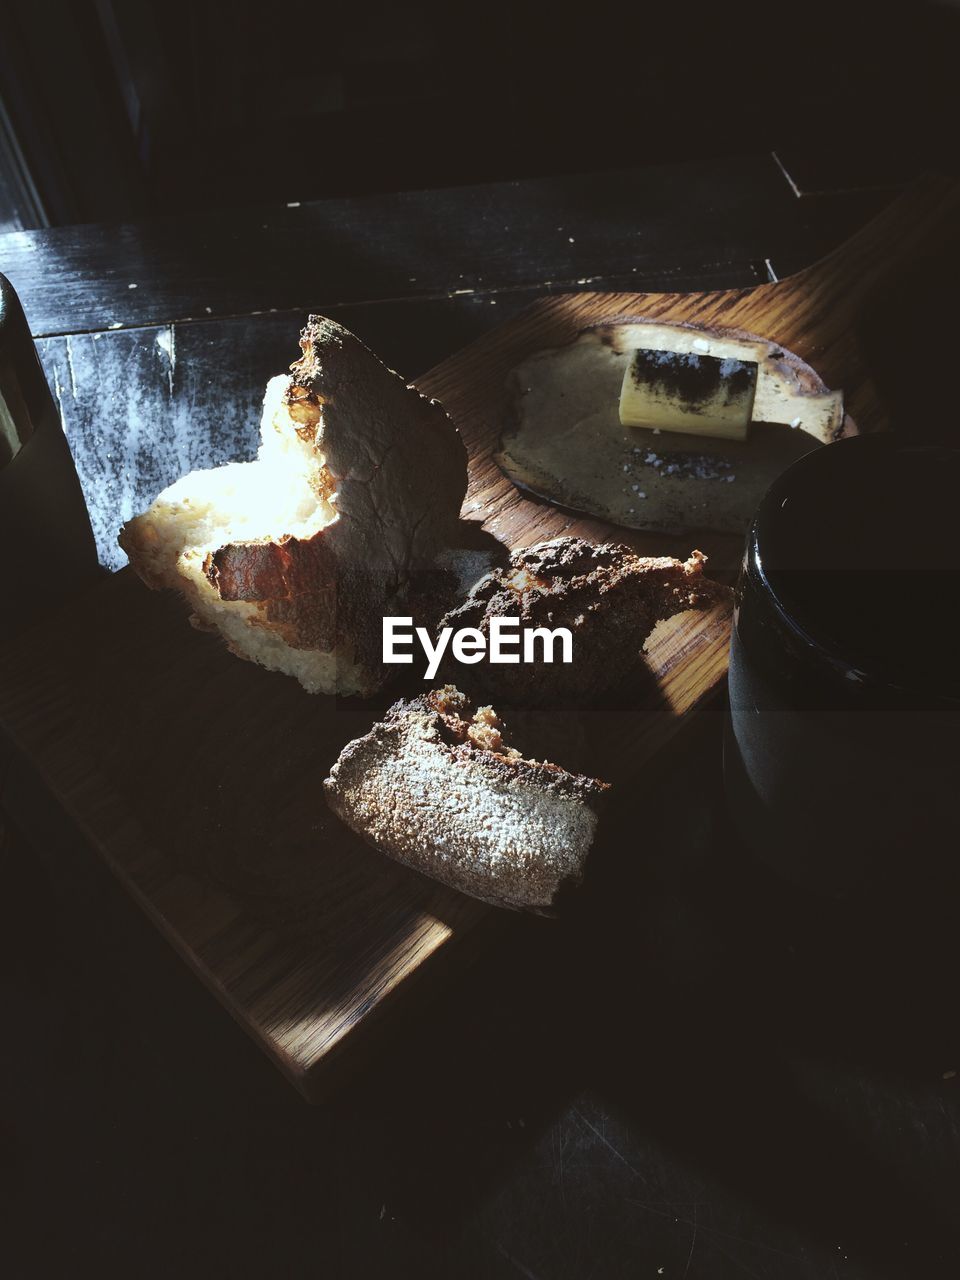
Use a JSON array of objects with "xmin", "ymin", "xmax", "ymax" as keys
[
  {"xmin": 724, "ymin": 434, "xmax": 960, "ymax": 896},
  {"xmin": 0, "ymin": 272, "xmax": 99, "ymax": 626}
]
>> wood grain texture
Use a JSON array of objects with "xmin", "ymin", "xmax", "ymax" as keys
[
  {"xmin": 0, "ymin": 156, "xmax": 886, "ymax": 337},
  {"xmin": 1, "ymin": 178, "xmax": 953, "ymax": 1098},
  {"xmin": 36, "ymin": 264, "xmax": 766, "ymax": 575},
  {"xmin": 421, "ymin": 175, "xmax": 957, "ymax": 466},
  {"xmin": 0, "ymin": 584, "xmax": 731, "ymax": 1100},
  {"xmin": 0, "ymin": 300, "xmax": 734, "ymax": 1100}
]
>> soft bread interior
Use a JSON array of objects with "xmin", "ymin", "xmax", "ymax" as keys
[
  {"xmin": 429, "ymin": 686, "xmax": 523, "ymax": 758},
  {"xmin": 149, "ymin": 376, "xmax": 337, "ymax": 563},
  {"xmin": 125, "ymin": 374, "xmax": 366, "ymax": 695}
]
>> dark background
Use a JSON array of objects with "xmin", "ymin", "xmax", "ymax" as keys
[
  {"xmin": 0, "ymin": 0, "xmax": 957, "ymax": 230},
  {"xmin": 2, "ymin": 5, "xmax": 960, "ymax": 1280}
]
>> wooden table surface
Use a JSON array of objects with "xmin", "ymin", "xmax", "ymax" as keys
[{"xmin": 2, "ymin": 153, "xmax": 959, "ymax": 1280}]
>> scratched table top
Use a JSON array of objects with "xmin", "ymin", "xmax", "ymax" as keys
[{"xmin": 1, "ymin": 155, "xmax": 958, "ymax": 1280}]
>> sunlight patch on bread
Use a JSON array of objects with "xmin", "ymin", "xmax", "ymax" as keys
[
  {"xmin": 122, "ymin": 374, "xmax": 367, "ymax": 695},
  {"xmin": 120, "ymin": 315, "xmax": 470, "ymax": 697}
]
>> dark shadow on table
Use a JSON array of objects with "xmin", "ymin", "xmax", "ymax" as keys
[
  {"xmin": 4, "ymin": 702, "xmax": 960, "ymax": 1279},
  {"xmin": 314, "ymin": 706, "xmax": 960, "ymax": 1280}
]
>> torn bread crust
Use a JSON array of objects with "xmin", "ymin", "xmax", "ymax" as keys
[
  {"xmin": 119, "ymin": 316, "xmax": 468, "ymax": 696},
  {"xmin": 323, "ymin": 686, "xmax": 610, "ymax": 912},
  {"xmin": 439, "ymin": 536, "xmax": 728, "ymax": 705}
]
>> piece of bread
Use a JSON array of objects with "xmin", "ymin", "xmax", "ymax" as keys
[
  {"xmin": 323, "ymin": 686, "xmax": 610, "ymax": 912},
  {"xmin": 119, "ymin": 316, "xmax": 468, "ymax": 696},
  {"xmin": 438, "ymin": 536, "xmax": 728, "ymax": 704}
]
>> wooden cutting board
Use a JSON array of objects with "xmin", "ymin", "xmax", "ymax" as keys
[{"xmin": 1, "ymin": 177, "xmax": 955, "ymax": 1100}]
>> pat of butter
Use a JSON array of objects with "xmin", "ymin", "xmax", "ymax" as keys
[{"xmin": 619, "ymin": 348, "xmax": 758, "ymax": 441}]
